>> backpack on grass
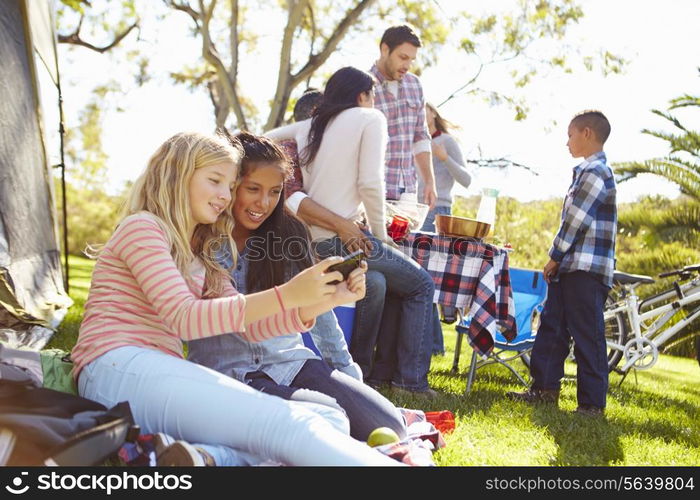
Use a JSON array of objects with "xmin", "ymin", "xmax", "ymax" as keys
[{"xmin": 0, "ymin": 344, "xmax": 138, "ymax": 466}]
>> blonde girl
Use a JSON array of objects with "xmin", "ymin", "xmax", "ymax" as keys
[{"xmin": 72, "ymin": 132, "xmax": 397, "ymax": 466}]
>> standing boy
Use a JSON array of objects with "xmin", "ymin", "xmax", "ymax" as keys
[{"xmin": 509, "ymin": 110, "xmax": 617, "ymax": 416}]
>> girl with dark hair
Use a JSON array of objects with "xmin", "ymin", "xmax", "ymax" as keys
[
  {"xmin": 266, "ymin": 67, "xmax": 438, "ymax": 397},
  {"xmin": 301, "ymin": 67, "xmax": 376, "ymax": 169},
  {"xmin": 188, "ymin": 132, "xmax": 406, "ymax": 442},
  {"xmin": 72, "ymin": 131, "xmax": 399, "ymax": 467},
  {"xmin": 270, "ymin": 66, "xmax": 388, "ymax": 243}
]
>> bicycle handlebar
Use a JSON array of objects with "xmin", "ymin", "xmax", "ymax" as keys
[{"xmin": 659, "ymin": 264, "xmax": 700, "ymax": 278}]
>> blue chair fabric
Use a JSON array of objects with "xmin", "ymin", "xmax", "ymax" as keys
[
  {"xmin": 301, "ymin": 304, "xmax": 355, "ymax": 356},
  {"xmin": 453, "ymin": 268, "xmax": 547, "ymax": 393}
]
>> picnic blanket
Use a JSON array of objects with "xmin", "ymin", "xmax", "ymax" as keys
[
  {"xmin": 398, "ymin": 233, "xmax": 517, "ymax": 356},
  {"xmin": 371, "ymin": 408, "xmax": 453, "ymax": 466},
  {"xmin": 119, "ymin": 408, "xmax": 454, "ymax": 467}
]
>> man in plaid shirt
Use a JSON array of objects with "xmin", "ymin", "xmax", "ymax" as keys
[
  {"xmin": 370, "ymin": 25, "xmax": 436, "ymax": 206},
  {"xmin": 509, "ymin": 111, "xmax": 617, "ymax": 417},
  {"xmin": 355, "ymin": 25, "xmax": 440, "ymax": 397}
]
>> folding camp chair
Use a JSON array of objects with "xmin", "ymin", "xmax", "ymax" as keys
[{"xmin": 453, "ymin": 268, "xmax": 548, "ymax": 393}]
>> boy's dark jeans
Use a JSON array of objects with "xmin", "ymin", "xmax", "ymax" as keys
[{"xmin": 529, "ymin": 271, "xmax": 610, "ymax": 409}]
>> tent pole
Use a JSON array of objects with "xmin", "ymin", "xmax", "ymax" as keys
[
  {"xmin": 56, "ymin": 73, "xmax": 69, "ymax": 292},
  {"xmin": 51, "ymin": 0, "xmax": 69, "ymax": 293},
  {"xmin": 59, "ymin": 107, "xmax": 69, "ymax": 293}
]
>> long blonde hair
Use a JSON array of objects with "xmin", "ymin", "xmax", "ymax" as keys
[{"xmin": 124, "ymin": 132, "xmax": 242, "ymax": 297}]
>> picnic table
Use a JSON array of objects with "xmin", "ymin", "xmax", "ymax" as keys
[{"xmin": 397, "ymin": 232, "xmax": 517, "ymax": 356}]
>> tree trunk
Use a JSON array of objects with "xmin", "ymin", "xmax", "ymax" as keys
[
  {"xmin": 198, "ymin": 0, "xmax": 248, "ymax": 130},
  {"xmin": 264, "ymin": 0, "xmax": 378, "ymax": 130},
  {"xmin": 265, "ymin": 0, "xmax": 309, "ymax": 131},
  {"xmin": 207, "ymin": 80, "xmax": 229, "ymax": 130}
]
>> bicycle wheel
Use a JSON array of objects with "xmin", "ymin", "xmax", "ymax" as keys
[{"xmin": 605, "ymin": 294, "xmax": 628, "ymax": 372}]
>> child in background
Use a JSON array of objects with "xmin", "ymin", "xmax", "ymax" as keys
[{"xmin": 508, "ymin": 111, "xmax": 617, "ymax": 417}]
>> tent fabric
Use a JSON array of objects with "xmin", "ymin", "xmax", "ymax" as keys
[
  {"xmin": 0, "ymin": 0, "xmax": 70, "ymax": 341},
  {"xmin": 27, "ymin": 0, "xmax": 59, "ymax": 85}
]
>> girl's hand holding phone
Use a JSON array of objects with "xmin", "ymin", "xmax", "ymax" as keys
[
  {"xmin": 331, "ymin": 261, "xmax": 367, "ymax": 305},
  {"xmin": 296, "ymin": 260, "xmax": 365, "ymax": 323},
  {"xmin": 279, "ymin": 256, "xmax": 344, "ymax": 308}
]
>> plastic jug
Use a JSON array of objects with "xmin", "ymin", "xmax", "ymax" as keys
[{"xmin": 476, "ymin": 187, "xmax": 499, "ymax": 234}]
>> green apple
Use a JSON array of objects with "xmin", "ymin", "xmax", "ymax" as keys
[{"xmin": 367, "ymin": 427, "xmax": 400, "ymax": 447}]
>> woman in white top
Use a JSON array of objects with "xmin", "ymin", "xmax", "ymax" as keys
[
  {"xmin": 266, "ymin": 67, "xmax": 389, "ymax": 243},
  {"xmin": 266, "ymin": 67, "xmax": 437, "ymax": 395}
]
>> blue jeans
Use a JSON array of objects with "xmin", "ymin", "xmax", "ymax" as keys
[
  {"xmin": 529, "ymin": 271, "xmax": 610, "ymax": 408},
  {"xmin": 421, "ymin": 205, "xmax": 452, "ymax": 354},
  {"xmin": 247, "ymin": 359, "xmax": 406, "ymax": 441},
  {"xmin": 78, "ymin": 346, "xmax": 397, "ymax": 466},
  {"xmin": 315, "ymin": 233, "xmax": 435, "ymax": 391},
  {"xmin": 431, "ymin": 304, "xmax": 445, "ymax": 355},
  {"xmin": 420, "ymin": 204, "xmax": 452, "ymax": 232}
]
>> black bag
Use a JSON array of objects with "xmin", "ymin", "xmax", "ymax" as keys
[{"xmin": 0, "ymin": 379, "xmax": 138, "ymax": 466}]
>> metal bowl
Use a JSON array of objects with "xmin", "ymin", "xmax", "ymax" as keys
[{"xmin": 435, "ymin": 214, "xmax": 490, "ymax": 239}]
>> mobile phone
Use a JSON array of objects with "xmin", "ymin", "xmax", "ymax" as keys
[{"xmin": 326, "ymin": 250, "xmax": 365, "ymax": 285}]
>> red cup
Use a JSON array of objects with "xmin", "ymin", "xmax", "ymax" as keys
[
  {"xmin": 425, "ymin": 410, "xmax": 455, "ymax": 434},
  {"xmin": 387, "ymin": 215, "xmax": 410, "ymax": 242}
]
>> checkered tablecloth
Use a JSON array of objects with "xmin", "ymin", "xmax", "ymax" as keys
[{"xmin": 398, "ymin": 232, "xmax": 517, "ymax": 355}]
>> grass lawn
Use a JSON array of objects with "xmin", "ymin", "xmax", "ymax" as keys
[
  {"xmin": 51, "ymin": 255, "xmax": 700, "ymax": 466},
  {"xmin": 47, "ymin": 255, "xmax": 94, "ymax": 352}
]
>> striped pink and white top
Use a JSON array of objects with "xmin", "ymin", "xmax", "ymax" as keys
[{"xmin": 71, "ymin": 212, "xmax": 310, "ymax": 378}]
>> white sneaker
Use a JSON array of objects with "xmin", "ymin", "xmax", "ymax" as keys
[{"xmin": 156, "ymin": 441, "xmax": 215, "ymax": 466}]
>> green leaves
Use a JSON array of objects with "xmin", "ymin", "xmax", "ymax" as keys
[
  {"xmin": 58, "ymin": 0, "xmax": 627, "ymax": 127},
  {"xmin": 459, "ymin": 38, "xmax": 476, "ymax": 55},
  {"xmin": 618, "ymin": 198, "xmax": 700, "ymax": 247},
  {"xmin": 615, "ymin": 88, "xmax": 700, "ymax": 200},
  {"xmin": 437, "ymin": 1, "xmax": 625, "ymax": 120},
  {"xmin": 613, "ymin": 82, "xmax": 700, "ymax": 354},
  {"xmin": 59, "ymin": 0, "xmax": 89, "ymax": 14},
  {"xmin": 472, "ymin": 15, "xmax": 497, "ymax": 35}
]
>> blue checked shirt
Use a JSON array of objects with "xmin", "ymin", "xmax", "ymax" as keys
[
  {"xmin": 549, "ymin": 152, "xmax": 617, "ymax": 287},
  {"xmin": 370, "ymin": 64, "xmax": 430, "ymax": 200}
]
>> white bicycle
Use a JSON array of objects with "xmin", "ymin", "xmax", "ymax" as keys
[{"xmin": 604, "ymin": 264, "xmax": 700, "ymax": 375}]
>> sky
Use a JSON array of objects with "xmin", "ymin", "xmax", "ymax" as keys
[{"xmin": 51, "ymin": 0, "xmax": 700, "ymax": 204}]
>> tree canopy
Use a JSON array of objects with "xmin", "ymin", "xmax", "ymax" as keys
[
  {"xmin": 57, "ymin": 0, "xmax": 625, "ymax": 131},
  {"xmin": 615, "ymin": 70, "xmax": 700, "ymax": 252}
]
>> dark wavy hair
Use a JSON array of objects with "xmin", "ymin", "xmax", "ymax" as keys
[
  {"xmin": 227, "ymin": 131, "xmax": 314, "ymax": 292},
  {"xmin": 300, "ymin": 66, "xmax": 375, "ymax": 169},
  {"xmin": 380, "ymin": 24, "xmax": 422, "ymax": 51},
  {"xmin": 294, "ymin": 88, "xmax": 323, "ymax": 122}
]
